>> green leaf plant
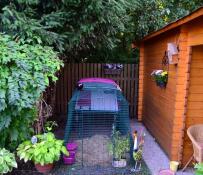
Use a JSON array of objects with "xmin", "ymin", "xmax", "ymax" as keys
[
  {"xmin": 108, "ymin": 131, "xmax": 130, "ymax": 160},
  {"xmin": 0, "ymin": 148, "xmax": 17, "ymax": 174},
  {"xmin": 17, "ymin": 132, "xmax": 69, "ymax": 166}
]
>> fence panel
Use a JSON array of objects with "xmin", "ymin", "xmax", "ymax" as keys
[{"xmin": 54, "ymin": 63, "xmax": 139, "ymax": 118}]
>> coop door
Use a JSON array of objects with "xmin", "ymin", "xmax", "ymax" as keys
[{"xmin": 72, "ymin": 112, "xmax": 115, "ymax": 167}]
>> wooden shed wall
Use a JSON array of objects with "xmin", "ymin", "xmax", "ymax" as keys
[
  {"xmin": 181, "ymin": 17, "xmax": 203, "ymax": 165},
  {"xmin": 141, "ymin": 29, "xmax": 180, "ymax": 158},
  {"xmin": 182, "ymin": 45, "xmax": 203, "ymax": 165},
  {"xmin": 139, "ymin": 15, "xmax": 203, "ymax": 166}
]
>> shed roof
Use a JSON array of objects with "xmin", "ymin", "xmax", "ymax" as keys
[{"xmin": 143, "ymin": 6, "xmax": 203, "ymax": 41}]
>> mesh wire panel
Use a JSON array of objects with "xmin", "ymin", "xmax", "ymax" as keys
[{"xmin": 64, "ymin": 82, "xmax": 133, "ymax": 167}]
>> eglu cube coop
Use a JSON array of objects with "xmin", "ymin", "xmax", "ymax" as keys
[{"xmin": 64, "ymin": 78, "xmax": 132, "ymax": 166}]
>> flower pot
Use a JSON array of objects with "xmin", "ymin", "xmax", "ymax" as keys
[
  {"xmin": 69, "ymin": 150, "xmax": 76, "ymax": 157},
  {"xmin": 66, "ymin": 142, "xmax": 78, "ymax": 151},
  {"xmin": 170, "ymin": 161, "xmax": 179, "ymax": 172},
  {"xmin": 35, "ymin": 163, "xmax": 53, "ymax": 173},
  {"xmin": 159, "ymin": 169, "xmax": 175, "ymax": 175},
  {"xmin": 112, "ymin": 159, "xmax": 127, "ymax": 168},
  {"xmin": 104, "ymin": 69, "xmax": 122, "ymax": 75},
  {"xmin": 63, "ymin": 155, "xmax": 75, "ymax": 165},
  {"xmin": 156, "ymin": 81, "xmax": 166, "ymax": 88}
]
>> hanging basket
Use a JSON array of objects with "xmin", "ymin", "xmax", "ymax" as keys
[
  {"xmin": 103, "ymin": 64, "xmax": 123, "ymax": 75},
  {"xmin": 156, "ymin": 81, "xmax": 167, "ymax": 88},
  {"xmin": 104, "ymin": 69, "xmax": 122, "ymax": 75},
  {"xmin": 151, "ymin": 70, "xmax": 168, "ymax": 88}
]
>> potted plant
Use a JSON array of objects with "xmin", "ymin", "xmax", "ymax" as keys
[
  {"xmin": 17, "ymin": 132, "xmax": 69, "ymax": 173},
  {"xmin": 0, "ymin": 148, "xmax": 17, "ymax": 174},
  {"xmin": 103, "ymin": 64, "xmax": 123, "ymax": 75},
  {"xmin": 151, "ymin": 70, "xmax": 168, "ymax": 88},
  {"xmin": 195, "ymin": 163, "xmax": 203, "ymax": 175},
  {"xmin": 108, "ymin": 131, "xmax": 130, "ymax": 168}
]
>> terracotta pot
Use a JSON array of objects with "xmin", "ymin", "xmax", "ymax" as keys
[{"xmin": 35, "ymin": 163, "xmax": 53, "ymax": 173}]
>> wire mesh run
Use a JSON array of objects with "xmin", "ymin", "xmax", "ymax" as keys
[{"xmin": 64, "ymin": 81, "xmax": 133, "ymax": 167}]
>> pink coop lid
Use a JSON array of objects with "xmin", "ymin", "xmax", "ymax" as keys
[{"xmin": 79, "ymin": 78, "xmax": 117, "ymax": 86}]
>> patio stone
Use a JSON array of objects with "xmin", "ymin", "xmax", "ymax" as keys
[{"xmin": 130, "ymin": 120, "xmax": 194, "ymax": 175}]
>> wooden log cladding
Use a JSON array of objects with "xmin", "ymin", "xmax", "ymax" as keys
[
  {"xmin": 54, "ymin": 63, "xmax": 139, "ymax": 118},
  {"xmin": 182, "ymin": 45, "xmax": 203, "ymax": 165},
  {"xmin": 141, "ymin": 30, "xmax": 179, "ymax": 158},
  {"xmin": 139, "ymin": 13, "xmax": 203, "ymax": 167}
]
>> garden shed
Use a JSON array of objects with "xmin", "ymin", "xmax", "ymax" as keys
[{"xmin": 138, "ymin": 7, "xmax": 203, "ymax": 166}]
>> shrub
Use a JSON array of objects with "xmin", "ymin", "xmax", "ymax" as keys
[
  {"xmin": 17, "ymin": 132, "xmax": 68, "ymax": 165},
  {"xmin": 0, "ymin": 34, "xmax": 63, "ymax": 149},
  {"xmin": 0, "ymin": 148, "xmax": 17, "ymax": 174}
]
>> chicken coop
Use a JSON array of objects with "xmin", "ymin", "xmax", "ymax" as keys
[{"xmin": 64, "ymin": 78, "xmax": 132, "ymax": 166}]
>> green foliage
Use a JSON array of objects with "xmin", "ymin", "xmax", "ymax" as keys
[
  {"xmin": 0, "ymin": 34, "xmax": 63, "ymax": 149},
  {"xmin": 0, "ymin": 0, "xmax": 138, "ymax": 62},
  {"xmin": 17, "ymin": 132, "xmax": 69, "ymax": 165},
  {"xmin": 108, "ymin": 131, "xmax": 130, "ymax": 160},
  {"xmin": 131, "ymin": 0, "xmax": 203, "ymax": 39},
  {"xmin": 0, "ymin": 148, "xmax": 17, "ymax": 174},
  {"xmin": 1, "ymin": 0, "xmax": 203, "ymax": 62},
  {"xmin": 45, "ymin": 121, "xmax": 58, "ymax": 132},
  {"xmin": 195, "ymin": 163, "xmax": 203, "ymax": 175}
]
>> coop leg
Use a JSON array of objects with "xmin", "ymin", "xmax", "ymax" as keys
[{"xmin": 81, "ymin": 112, "xmax": 84, "ymax": 167}]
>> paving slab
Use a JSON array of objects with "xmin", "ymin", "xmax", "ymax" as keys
[{"xmin": 130, "ymin": 120, "xmax": 194, "ymax": 175}]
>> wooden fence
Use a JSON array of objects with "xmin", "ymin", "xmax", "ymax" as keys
[{"xmin": 54, "ymin": 63, "xmax": 139, "ymax": 118}]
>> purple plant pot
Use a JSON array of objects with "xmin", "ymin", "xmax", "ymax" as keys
[
  {"xmin": 66, "ymin": 142, "xmax": 78, "ymax": 151},
  {"xmin": 63, "ymin": 155, "xmax": 75, "ymax": 165},
  {"xmin": 159, "ymin": 169, "xmax": 175, "ymax": 175},
  {"xmin": 69, "ymin": 151, "xmax": 76, "ymax": 157}
]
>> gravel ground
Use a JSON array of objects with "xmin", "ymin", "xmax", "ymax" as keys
[
  {"xmin": 130, "ymin": 120, "xmax": 194, "ymax": 175},
  {"xmin": 10, "ymin": 121, "xmax": 151, "ymax": 175},
  {"xmin": 52, "ymin": 159, "xmax": 151, "ymax": 175},
  {"xmin": 10, "ymin": 159, "xmax": 151, "ymax": 175}
]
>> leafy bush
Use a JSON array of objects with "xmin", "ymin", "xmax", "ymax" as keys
[
  {"xmin": 0, "ymin": 0, "xmax": 138, "ymax": 61},
  {"xmin": 17, "ymin": 132, "xmax": 68, "ymax": 165},
  {"xmin": 1, "ymin": 1, "xmax": 203, "ymax": 62},
  {"xmin": 0, "ymin": 148, "xmax": 17, "ymax": 174},
  {"xmin": 0, "ymin": 34, "xmax": 63, "ymax": 149}
]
